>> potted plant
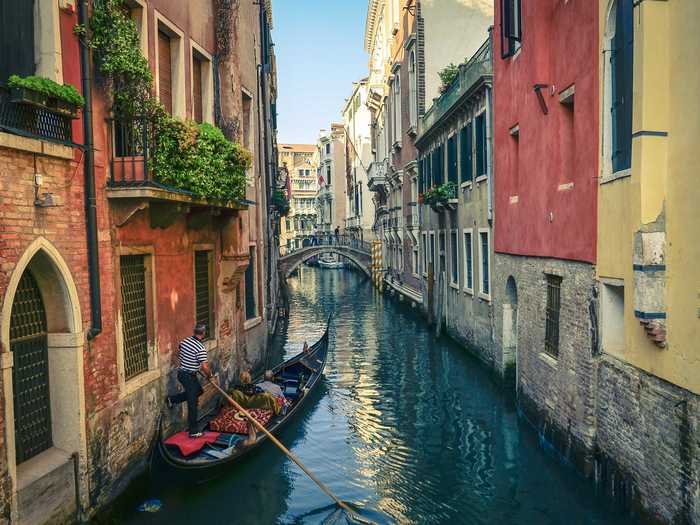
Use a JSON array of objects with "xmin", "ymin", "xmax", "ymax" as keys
[
  {"xmin": 271, "ymin": 189, "xmax": 290, "ymax": 216},
  {"xmin": 7, "ymin": 75, "xmax": 84, "ymax": 118},
  {"xmin": 423, "ymin": 182, "xmax": 457, "ymax": 212}
]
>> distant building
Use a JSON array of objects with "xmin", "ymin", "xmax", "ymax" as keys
[
  {"xmin": 342, "ymin": 80, "xmax": 375, "ymax": 241},
  {"xmin": 316, "ymin": 124, "xmax": 347, "ymax": 236},
  {"xmin": 278, "ymin": 144, "xmax": 318, "ymax": 253}
]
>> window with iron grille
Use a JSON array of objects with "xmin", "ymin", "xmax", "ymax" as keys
[
  {"xmin": 463, "ymin": 230, "xmax": 473, "ymax": 291},
  {"xmin": 245, "ymin": 247, "xmax": 258, "ymax": 320},
  {"xmin": 501, "ymin": 0, "xmax": 522, "ymax": 58},
  {"xmin": 545, "ymin": 274, "xmax": 562, "ymax": 357},
  {"xmin": 194, "ymin": 250, "xmax": 213, "ymax": 339},
  {"xmin": 120, "ymin": 255, "xmax": 150, "ymax": 379},
  {"xmin": 479, "ymin": 231, "xmax": 490, "ymax": 296}
]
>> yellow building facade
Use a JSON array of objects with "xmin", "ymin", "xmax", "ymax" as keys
[{"xmin": 596, "ymin": 1, "xmax": 699, "ymax": 521}]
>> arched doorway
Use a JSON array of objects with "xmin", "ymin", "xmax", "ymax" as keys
[
  {"xmin": 10, "ymin": 269, "xmax": 52, "ymax": 463},
  {"xmin": 503, "ymin": 276, "xmax": 518, "ymax": 391},
  {"xmin": 1, "ymin": 238, "xmax": 87, "ymax": 521}
]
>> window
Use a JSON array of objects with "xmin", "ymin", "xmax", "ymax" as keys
[
  {"xmin": 447, "ymin": 135, "xmax": 458, "ymax": 185},
  {"xmin": 408, "ymin": 47, "xmax": 417, "ymax": 129},
  {"xmin": 432, "ymin": 144, "xmax": 444, "ymax": 186},
  {"xmin": 545, "ymin": 274, "xmax": 562, "ymax": 357},
  {"xmin": 429, "ymin": 231, "xmax": 436, "ymax": 273},
  {"xmin": 422, "ymin": 232, "xmax": 428, "ymax": 275},
  {"xmin": 460, "ymin": 123, "xmax": 473, "ymax": 183},
  {"xmin": 326, "ymin": 165, "xmax": 332, "ymax": 186},
  {"xmin": 438, "ymin": 231, "xmax": 446, "ymax": 274},
  {"xmin": 393, "ymin": 70, "xmax": 402, "ymax": 144},
  {"xmin": 412, "ymin": 244, "xmax": 419, "ymax": 276},
  {"xmin": 0, "ymin": 1, "xmax": 34, "ymax": 82},
  {"xmin": 463, "ymin": 230, "xmax": 473, "ymax": 292},
  {"xmin": 326, "ymin": 143, "xmax": 331, "ymax": 155},
  {"xmin": 158, "ymin": 31, "xmax": 173, "ymax": 114},
  {"xmin": 501, "ymin": 0, "xmax": 522, "ymax": 58},
  {"xmin": 475, "ymin": 113, "xmax": 487, "ymax": 178},
  {"xmin": 478, "ymin": 230, "xmax": 490, "ymax": 297},
  {"xmin": 610, "ymin": 0, "xmax": 633, "ymax": 173},
  {"xmin": 450, "ymin": 230, "xmax": 459, "ymax": 286},
  {"xmin": 241, "ymin": 90, "xmax": 253, "ymax": 148},
  {"xmin": 601, "ymin": 282, "xmax": 625, "ymax": 353},
  {"xmin": 120, "ymin": 254, "xmax": 151, "ymax": 379},
  {"xmin": 245, "ymin": 247, "xmax": 258, "ymax": 320},
  {"xmin": 192, "ymin": 56, "xmax": 204, "ymax": 123},
  {"xmin": 194, "ymin": 250, "xmax": 213, "ymax": 339}
]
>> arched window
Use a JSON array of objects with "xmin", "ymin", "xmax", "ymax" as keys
[{"xmin": 603, "ymin": 0, "xmax": 634, "ymax": 176}]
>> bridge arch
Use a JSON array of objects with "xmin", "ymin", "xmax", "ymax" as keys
[{"xmin": 279, "ymin": 246, "xmax": 372, "ymax": 279}]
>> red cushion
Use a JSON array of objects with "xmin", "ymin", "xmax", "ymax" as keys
[
  {"xmin": 164, "ymin": 431, "xmax": 221, "ymax": 457},
  {"xmin": 209, "ymin": 407, "xmax": 272, "ymax": 434}
]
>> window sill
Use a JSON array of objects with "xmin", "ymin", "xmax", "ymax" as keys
[
  {"xmin": 449, "ymin": 282, "xmax": 459, "ymax": 290},
  {"xmin": 538, "ymin": 351, "xmax": 558, "ymax": 368},
  {"xmin": 600, "ymin": 169, "xmax": 631, "ymax": 185},
  {"xmin": 407, "ymin": 125, "xmax": 417, "ymax": 137},
  {"xmin": 460, "ymin": 181, "xmax": 473, "ymax": 190},
  {"xmin": 463, "ymin": 287, "xmax": 474, "ymax": 296},
  {"xmin": 475, "ymin": 175, "xmax": 488, "ymax": 184},
  {"xmin": 392, "ymin": 140, "xmax": 402, "ymax": 150},
  {"xmin": 0, "ymin": 131, "xmax": 73, "ymax": 160},
  {"xmin": 122, "ymin": 368, "xmax": 161, "ymax": 398},
  {"xmin": 244, "ymin": 316, "xmax": 263, "ymax": 331},
  {"xmin": 478, "ymin": 292, "xmax": 491, "ymax": 302}
]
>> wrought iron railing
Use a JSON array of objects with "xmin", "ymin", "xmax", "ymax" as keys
[
  {"xmin": 0, "ymin": 86, "xmax": 73, "ymax": 145},
  {"xmin": 279, "ymin": 234, "xmax": 371, "ymax": 256},
  {"xmin": 108, "ymin": 115, "xmax": 152, "ymax": 187}
]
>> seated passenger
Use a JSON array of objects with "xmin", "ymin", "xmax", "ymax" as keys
[
  {"xmin": 258, "ymin": 370, "xmax": 284, "ymax": 398},
  {"xmin": 230, "ymin": 370, "xmax": 281, "ymax": 415}
]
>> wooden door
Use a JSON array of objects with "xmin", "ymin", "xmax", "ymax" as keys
[{"xmin": 158, "ymin": 31, "xmax": 173, "ymax": 114}]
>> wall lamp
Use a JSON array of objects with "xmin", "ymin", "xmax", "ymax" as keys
[{"xmin": 533, "ymin": 84, "xmax": 549, "ymax": 115}]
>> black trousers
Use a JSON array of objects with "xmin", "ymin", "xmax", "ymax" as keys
[{"xmin": 169, "ymin": 370, "xmax": 203, "ymax": 433}]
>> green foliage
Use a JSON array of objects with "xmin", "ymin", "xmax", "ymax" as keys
[
  {"xmin": 271, "ymin": 189, "xmax": 290, "ymax": 216},
  {"xmin": 89, "ymin": 0, "xmax": 153, "ymax": 116},
  {"xmin": 438, "ymin": 63, "xmax": 459, "ymax": 94},
  {"xmin": 7, "ymin": 75, "xmax": 84, "ymax": 107},
  {"xmin": 152, "ymin": 117, "xmax": 251, "ymax": 201},
  {"xmin": 423, "ymin": 182, "xmax": 457, "ymax": 205}
]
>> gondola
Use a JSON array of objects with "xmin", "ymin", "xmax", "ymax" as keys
[{"xmin": 152, "ymin": 317, "xmax": 330, "ymax": 482}]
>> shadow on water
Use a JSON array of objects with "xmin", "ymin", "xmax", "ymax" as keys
[{"xmin": 96, "ymin": 267, "xmax": 636, "ymax": 525}]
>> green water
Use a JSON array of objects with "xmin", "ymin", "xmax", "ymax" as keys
[{"xmin": 100, "ymin": 267, "xmax": 634, "ymax": 524}]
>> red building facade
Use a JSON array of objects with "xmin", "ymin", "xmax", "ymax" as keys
[{"xmin": 491, "ymin": 0, "xmax": 601, "ymax": 478}]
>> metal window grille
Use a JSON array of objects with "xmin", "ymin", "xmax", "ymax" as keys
[
  {"xmin": 120, "ymin": 255, "xmax": 149, "ymax": 379},
  {"xmin": 194, "ymin": 251, "xmax": 212, "ymax": 338},
  {"xmin": 480, "ymin": 232, "xmax": 490, "ymax": 295},
  {"xmin": 545, "ymin": 274, "xmax": 562, "ymax": 357},
  {"xmin": 10, "ymin": 270, "xmax": 52, "ymax": 464},
  {"xmin": 245, "ymin": 247, "xmax": 257, "ymax": 320},
  {"xmin": 0, "ymin": 87, "xmax": 73, "ymax": 145},
  {"xmin": 450, "ymin": 231, "xmax": 459, "ymax": 284},
  {"xmin": 464, "ymin": 232, "xmax": 473, "ymax": 289}
]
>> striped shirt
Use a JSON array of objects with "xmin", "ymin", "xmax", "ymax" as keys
[{"xmin": 178, "ymin": 336, "xmax": 207, "ymax": 372}]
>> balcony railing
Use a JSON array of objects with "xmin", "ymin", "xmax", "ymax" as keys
[
  {"xmin": 0, "ymin": 86, "xmax": 74, "ymax": 145},
  {"xmin": 420, "ymin": 39, "xmax": 492, "ymax": 136},
  {"xmin": 345, "ymin": 216, "xmax": 361, "ymax": 229},
  {"xmin": 279, "ymin": 233, "xmax": 371, "ymax": 256},
  {"xmin": 108, "ymin": 116, "xmax": 152, "ymax": 187}
]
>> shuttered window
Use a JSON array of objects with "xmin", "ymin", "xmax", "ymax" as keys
[
  {"xmin": 158, "ymin": 31, "xmax": 173, "ymax": 114},
  {"xmin": 192, "ymin": 56, "xmax": 203, "ymax": 123},
  {"xmin": 500, "ymin": 0, "xmax": 522, "ymax": 59},
  {"xmin": 545, "ymin": 274, "xmax": 562, "ymax": 358},
  {"xmin": 460, "ymin": 122, "xmax": 473, "ymax": 183},
  {"xmin": 463, "ymin": 231, "xmax": 473, "ymax": 291},
  {"xmin": 244, "ymin": 247, "xmax": 258, "ymax": 320},
  {"xmin": 476, "ymin": 113, "xmax": 487, "ymax": 177},
  {"xmin": 447, "ymin": 135, "xmax": 458, "ymax": 185},
  {"xmin": 611, "ymin": 0, "xmax": 633, "ymax": 173},
  {"xmin": 432, "ymin": 144, "xmax": 444, "ymax": 186},
  {"xmin": 0, "ymin": 0, "xmax": 35, "ymax": 82},
  {"xmin": 450, "ymin": 230, "xmax": 459, "ymax": 285},
  {"xmin": 120, "ymin": 255, "xmax": 149, "ymax": 379},
  {"xmin": 194, "ymin": 251, "xmax": 213, "ymax": 338}
]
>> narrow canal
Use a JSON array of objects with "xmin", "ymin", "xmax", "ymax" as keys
[{"xmin": 101, "ymin": 266, "xmax": 633, "ymax": 525}]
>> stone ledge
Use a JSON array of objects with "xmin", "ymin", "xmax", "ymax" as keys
[{"xmin": 0, "ymin": 131, "xmax": 73, "ymax": 160}]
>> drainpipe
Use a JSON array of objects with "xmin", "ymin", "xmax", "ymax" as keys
[
  {"xmin": 485, "ymin": 83, "xmax": 494, "ymax": 224},
  {"xmin": 79, "ymin": 0, "xmax": 102, "ymax": 340}
]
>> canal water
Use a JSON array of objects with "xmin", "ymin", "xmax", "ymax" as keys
[{"xmin": 100, "ymin": 266, "xmax": 634, "ymax": 525}]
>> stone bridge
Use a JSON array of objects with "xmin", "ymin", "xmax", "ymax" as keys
[{"xmin": 278, "ymin": 244, "xmax": 372, "ymax": 279}]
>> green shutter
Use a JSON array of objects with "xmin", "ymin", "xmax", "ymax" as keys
[
  {"xmin": 460, "ymin": 123, "xmax": 473, "ymax": 182},
  {"xmin": 448, "ymin": 135, "xmax": 458, "ymax": 185},
  {"xmin": 476, "ymin": 114, "xmax": 486, "ymax": 177}
]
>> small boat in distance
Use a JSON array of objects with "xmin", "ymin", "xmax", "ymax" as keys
[
  {"xmin": 152, "ymin": 317, "xmax": 330, "ymax": 483},
  {"xmin": 318, "ymin": 253, "xmax": 345, "ymax": 269}
]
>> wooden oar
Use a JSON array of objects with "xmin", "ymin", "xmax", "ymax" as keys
[{"xmin": 206, "ymin": 377, "xmax": 368, "ymax": 522}]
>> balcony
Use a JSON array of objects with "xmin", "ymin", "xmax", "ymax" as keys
[
  {"xmin": 106, "ymin": 116, "xmax": 248, "ymax": 228},
  {"xmin": 367, "ymin": 159, "xmax": 389, "ymax": 195},
  {"xmin": 418, "ymin": 39, "xmax": 492, "ymax": 139},
  {"xmin": 0, "ymin": 86, "xmax": 75, "ymax": 146}
]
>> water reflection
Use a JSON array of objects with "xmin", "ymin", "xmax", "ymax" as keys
[{"xmin": 103, "ymin": 267, "xmax": 632, "ymax": 525}]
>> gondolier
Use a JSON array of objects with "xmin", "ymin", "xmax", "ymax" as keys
[{"xmin": 166, "ymin": 324, "xmax": 212, "ymax": 438}]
